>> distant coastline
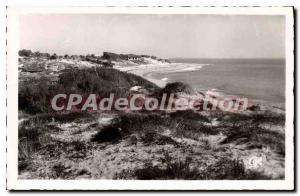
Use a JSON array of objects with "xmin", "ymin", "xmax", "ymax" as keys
[
  {"xmin": 170, "ymin": 58, "xmax": 285, "ymax": 65},
  {"xmin": 125, "ymin": 57, "xmax": 286, "ymax": 106},
  {"xmin": 18, "ymin": 49, "xmax": 286, "ymax": 180}
]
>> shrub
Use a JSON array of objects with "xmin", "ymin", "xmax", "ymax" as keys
[
  {"xmin": 102, "ymin": 61, "xmax": 114, "ymax": 68},
  {"xmin": 19, "ymin": 112, "xmax": 93, "ymax": 127},
  {"xmin": 102, "ymin": 52, "xmax": 120, "ymax": 60},
  {"xmin": 57, "ymin": 67, "xmax": 158, "ymax": 97},
  {"xmin": 118, "ymin": 155, "xmax": 271, "ymax": 180},
  {"xmin": 203, "ymin": 158, "xmax": 245, "ymax": 180},
  {"xmin": 173, "ymin": 119, "xmax": 218, "ymax": 140},
  {"xmin": 140, "ymin": 131, "xmax": 179, "ymax": 146},
  {"xmin": 203, "ymin": 157, "xmax": 271, "ymax": 180},
  {"xmin": 221, "ymin": 112, "xmax": 285, "ymax": 125},
  {"xmin": 160, "ymin": 82, "xmax": 194, "ymax": 95},
  {"xmin": 18, "ymin": 124, "xmax": 51, "ymax": 172},
  {"xmin": 134, "ymin": 155, "xmax": 201, "ymax": 180},
  {"xmin": 220, "ymin": 125, "xmax": 285, "ymax": 155},
  {"xmin": 51, "ymin": 163, "xmax": 72, "ymax": 179},
  {"xmin": 50, "ymin": 53, "xmax": 57, "ymax": 60},
  {"xmin": 170, "ymin": 110, "xmax": 209, "ymax": 122},
  {"xmin": 19, "ymin": 67, "xmax": 159, "ymax": 114},
  {"xmin": 33, "ymin": 51, "xmax": 41, "ymax": 57},
  {"xmin": 91, "ymin": 126, "xmax": 121, "ymax": 143},
  {"xmin": 50, "ymin": 112, "xmax": 94, "ymax": 123},
  {"xmin": 116, "ymin": 112, "xmax": 165, "ymax": 133},
  {"xmin": 19, "ymin": 77, "xmax": 54, "ymax": 114},
  {"xmin": 99, "ymin": 111, "xmax": 217, "ymax": 143}
]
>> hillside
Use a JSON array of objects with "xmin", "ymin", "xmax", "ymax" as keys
[{"xmin": 18, "ymin": 50, "xmax": 285, "ymax": 180}]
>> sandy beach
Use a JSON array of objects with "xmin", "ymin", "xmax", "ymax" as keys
[
  {"xmin": 114, "ymin": 60, "xmax": 209, "ymax": 88},
  {"xmin": 114, "ymin": 59, "xmax": 286, "ymax": 111}
]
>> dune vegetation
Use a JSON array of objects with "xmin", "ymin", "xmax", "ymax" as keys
[{"xmin": 18, "ymin": 51, "xmax": 285, "ymax": 180}]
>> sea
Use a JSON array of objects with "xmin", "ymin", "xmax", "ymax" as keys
[{"xmin": 151, "ymin": 58, "xmax": 286, "ymax": 104}]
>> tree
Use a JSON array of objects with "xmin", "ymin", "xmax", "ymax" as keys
[
  {"xmin": 50, "ymin": 53, "xmax": 57, "ymax": 60},
  {"xmin": 19, "ymin": 49, "xmax": 32, "ymax": 57},
  {"xmin": 33, "ymin": 51, "xmax": 41, "ymax": 57}
]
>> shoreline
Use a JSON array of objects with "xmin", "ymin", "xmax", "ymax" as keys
[
  {"xmin": 116, "ymin": 61, "xmax": 285, "ymax": 112},
  {"xmin": 18, "ymin": 54, "xmax": 286, "ymax": 180},
  {"xmin": 115, "ymin": 62, "xmax": 209, "ymax": 88}
]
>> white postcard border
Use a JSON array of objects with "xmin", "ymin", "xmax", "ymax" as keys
[{"xmin": 6, "ymin": 6, "xmax": 294, "ymax": 190}]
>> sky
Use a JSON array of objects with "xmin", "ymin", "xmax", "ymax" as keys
[{"xmin": 20, "ymin": 14, "xmax": 285, "ymax": 59}]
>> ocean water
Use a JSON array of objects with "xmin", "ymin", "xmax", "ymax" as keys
[{"xmin": 152, "ymin": 59, "xmax": 286, "ymax": 104}]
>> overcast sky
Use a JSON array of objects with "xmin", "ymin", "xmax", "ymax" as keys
[{"xmin": 20, "ymin": 14, "xmax": 285, "ymax": 59}]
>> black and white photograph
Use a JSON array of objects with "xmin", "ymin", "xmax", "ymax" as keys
[{"xmin": 6, "ymin": 6, "xmax": 294, "ymax": 190}]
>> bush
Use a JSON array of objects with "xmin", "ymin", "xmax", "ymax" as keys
[
  {"xmin": 220, "ymin": 125, "xmax": 285, "ymax": 155},
  {"xmin": 102, "ymin": 52, "xmax": 120, "ymax": 60},
  {"xmin": 50, "ymin": 53, "xmax": 57, "ymax": 60},
  {"xmin": 19, "ymin": 49, "xmax": 32, "ymax": 57},
  {"xmin": 160, "ymin": 82, "xmax": 194, "ymax": 95},
  {"xmin": 18, "ymin": 124, "xmax": 51, "ymax": 172},
  {"xmin": 99, "ymin": 111, "xmax": 216, "ymax": 143},
  {"xmin": 33, "ymin": 51, "xmax": 41, "ymax": 57},
  {"xmin": 222, "ymin": 112, "xmax": 285, "ymax": 125},
  {"xmin": 19, "ymin": 67, "xmax": 159, "ymax": 114},
  {"xmin": 130, "ymin": 155, "xmax": 271, "ymax": 180},
  {"xmin": 58, "ymin": 67, "xmax": 158, "ymax": 97},
  {"xmin": 91, "ymin": 126, "xmax": 121, "ymax": 143},
  {"xmin": 134, "ymin": 155, "xmax": 201, "ymax": 180},
  {"xmin": 140, "ymin": 131, "xmax": 179, "ymax": 146},
  {"xmin": 19, "ymin": 112, "xmax": 93, "ymax": 127},
  {"xmin": 170, "ymin": 110, "xmax": 209, "ymax": 122},
  {"xmin": 50, "ymin": 112, "xmax": 94, "ymax": 123},
  {"xmin": 102, "ymin": 61, "xmax": 114, "ymax": 68},
  {"xmin": 203, "ymin": 157, "xmax": 271, "ymax": 180},
  {"xmin": 19, "ymin": 77, "xmax": 52, "ymax": 114},
  {"xmin": 203, "ymin": 158, "xmax": 245, "ymax": 179}
]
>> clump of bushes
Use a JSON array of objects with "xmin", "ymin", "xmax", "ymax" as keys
[
  {"xmin": 220, "ymin": 124, "xmax": 285, "ymax": 155},
  {"xmin": 51, "ymin": 162, "xmax": 91, "ymax": 179},
  {"xmin": 203, "ymin": 157, "xmax": 271, "ymax": 180},
  {"xmin": 140, "ymin": 131, "xmax": 179, "ymax": 146},
  {"xmin": 118, "ymin": 154, "xmax": 271, "ymax": 180},
  {"xmin": 169, "ymin": 110, "xmax": 210, "ymax": 122},
  {"xmin": 159, "ymin": 82, "xmax": 195, "ymax": 95},
  {"xmin": 91, "ymin": 126, "xmax": 121, "ymax": 143},
  {"xmin": 50, "ymin": 53, "xmax": 57, "ymax": 60},
  {"xmin": 19, "ymin": 49, "xmax": 51, "ymax": 58},
  {"xmin": 89, "ymin": 110, "xmax": 217, "ymax": 148},
  {"xmin": 92, "ymin": 111, "xmax": 217, "ymax": 144},
  {"xmin": 85, "ymin": 55, "xmax": 114, "ymax": 67},
  {"xmin": 120, "ymin": 154, "xmax": 201, "ymax": 180},
  {"xmin": 220, "ymin": 112, "xmax": 285, "ymax": 125},
  {"xmin": 19, "ymin": 112, "xmax": 93, "ymax": 127},
  {"xmin": 57, "ymin": 67, "xmax": 158, "ymax": 98},
  {"xmin": 203, "ymin": 158, "xmax": 246, "ymax": 179},
  {"xmin": 19, "ymin": 49, "xmax": 32, "ymax": 57},
  {"xmin": 19, "ymin": 77, "xmax": 52, "ymax": 114},
  {"xmin": 19, "ymin": 67, "xmax": 159, "ymax": 114},
  {"xmin": 18, "ymin": 123, "xmax": 51, "ymax": 172}
]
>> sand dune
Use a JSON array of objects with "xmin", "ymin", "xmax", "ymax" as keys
[{"xmin": 115, "ymin": 61, "xmax": 209, "ymax": 87}]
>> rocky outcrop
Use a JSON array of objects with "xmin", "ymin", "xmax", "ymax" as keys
[{"xmin": 160, "ymin": 82, "xmax": 195, "ymax": 95}]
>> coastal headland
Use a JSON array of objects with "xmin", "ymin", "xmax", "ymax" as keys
[{"xmin": 18, "ymin": 50, "xmax": 285, "ymax": 180}]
